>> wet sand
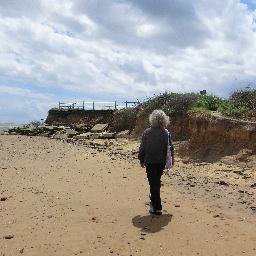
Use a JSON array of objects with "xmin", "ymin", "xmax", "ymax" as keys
[{"xmin": 0, "ymin": 135, "xmax": 255, "ymax": 256}]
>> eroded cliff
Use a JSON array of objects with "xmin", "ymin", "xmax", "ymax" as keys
[{"xmin": 45, "ymin": 108, "xmax": 256, "ymax": 161}]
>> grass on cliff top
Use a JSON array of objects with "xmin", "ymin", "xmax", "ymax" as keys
[
  {"xmin": 113, "ymin": 89, "xmax": 256, "ymax": 131},
  {"xmin": 140, "ymin": 89, "xmax": 255, "ymax": 118}
]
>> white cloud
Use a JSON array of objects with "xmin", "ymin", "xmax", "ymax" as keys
[
  {"xmin": 0, "ymin": 0, "xmax": 256, "ymax": 122},
  {"xmin": 136, "ymin": 24, "xmax": 158, "ymax": 38},
  {"xmin": 0, "ymin": 98, "xmax": 55, "ymax": 124},
  {"xmin": 0, "ymin": 85, "xmax": 53, "ymax": 100},
  {"xmin": 0, "ymin": 85, "xmax": 56, "ymax": 123}
]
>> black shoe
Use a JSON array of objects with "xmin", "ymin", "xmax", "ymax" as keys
[{"xmin": 149, "ymin": 207, "xmax": 162, "ymax": 215}]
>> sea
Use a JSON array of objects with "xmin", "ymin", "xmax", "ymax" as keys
[{"xmin": 0, "ymin": 123, "xmax": 18, "ymax": 134}]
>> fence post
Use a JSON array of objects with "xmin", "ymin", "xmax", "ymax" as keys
[
  {"xmin": 93, "ymin": 101, "xmax": 95, "ymax": 111},
  {"xmin": 114, "ymin": 101, "xmax": 117, "ymax": 109},
  {"xmin": 125, "ymin": 101, "xmax": 128, "ymax": 108},
  {"xmin": 83, "ymin": 101, "xmax": 84, "ymax": 110},
  {"xmin": 59, "ymin": 102, "xmax": 60, "ymax": 109}
]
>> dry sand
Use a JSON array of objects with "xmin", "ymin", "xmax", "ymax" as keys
[{"xmin": 0, "ymin": 135, "xmax": 255, "ymax": 256}]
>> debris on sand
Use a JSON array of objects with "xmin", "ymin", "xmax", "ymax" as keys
[
  {"xmin": 216, "ymin": 180, "xmax": 229, "ymax": 186},
  {"xmin": 3, "ymin": 234, "xmax": 14, "ymax": 239}
]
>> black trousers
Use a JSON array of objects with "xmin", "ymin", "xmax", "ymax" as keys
[{"xmin": 146, "ymin": 163, "xmax": 165, "ymax": 211}]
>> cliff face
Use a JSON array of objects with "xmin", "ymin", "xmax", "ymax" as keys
[
  {"xmin": 45, "ymin": 109, "xmax": 114, "ymax": 128},
  {"xmin": 133, "ymin": 112, "xmax": 256, "ymax": 161},
  {"xmin": 133, "ymin": 112, "xmax": 189, "ymax": 141},
  {"xmin": 179, "ymin": 113, "xmax": 256, "ymax": 161},
  {"xmin": 45, "ymin": 109, "xmax": 256, "ymax": 161}
]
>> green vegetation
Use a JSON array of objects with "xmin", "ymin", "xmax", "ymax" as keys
[
  {"xmin": 139, "ymin": 89, "xmax": 256, "ymax": 120},
  {"xmin": 190, "ymin": 89, "xmax": 255, "ymax": 120},
  {"xmin": 139, "ymin": 92, "xmax": 199, "ymax": 115},
  {"xmin": 192, "ymin": 95, "xmax": 222, "ymax": 111},
  {"xmin": 112, "ymin": 92, "xmax": 199, "ymax": 131},
  {"xmin": 113, "ymin": 89, "xmax": 256, "ymax": 131},
  {"xmin": 230, "ymin": 89, "xmax": 256, "ymax": 110},
  {"xmin": 112, "ymin": 107, "xmax": 138, "ymax": 132},
  {"xmin": 189, "ymin": 94, "xmax": 244, "ymax": 116}
]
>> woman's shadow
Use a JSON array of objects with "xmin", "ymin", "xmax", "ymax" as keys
[{"xmin": 132, "ymin": 213, "xmax": 173, "ymax": 233}]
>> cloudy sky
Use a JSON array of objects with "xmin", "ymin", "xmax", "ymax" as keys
[{"xmin": 0, "ymin": 0, "xmax": 256, "ymax": 123}]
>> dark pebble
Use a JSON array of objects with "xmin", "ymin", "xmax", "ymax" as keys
[
  {"xmin": 4, "ymin": 234, "xmax": 14, "ymax": 239},
  {"xmin": 250, "ymin": 206, "xmax": 256, "ymax": 212},
  {"xmin": 216, "ymin": 181, "xmax": 229, "ymax": 186}
]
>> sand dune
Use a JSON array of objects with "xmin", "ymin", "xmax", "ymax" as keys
[{"xmin": 0, "ymin": 135, "xmax": 255, "ymax": 256}]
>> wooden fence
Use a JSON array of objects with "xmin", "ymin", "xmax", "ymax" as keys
[{"xmin": 58, "ymin": 100, "xmax": 140, "ymax": 110}]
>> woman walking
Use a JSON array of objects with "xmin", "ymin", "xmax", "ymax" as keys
[{"xmin": 138, "ymin": 110, "xmax": 174, "ymax": 215}]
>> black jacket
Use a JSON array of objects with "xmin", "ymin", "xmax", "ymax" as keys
[{"xmin": 138, "ymin": 127, "xmax": 174, "ymax": 165}]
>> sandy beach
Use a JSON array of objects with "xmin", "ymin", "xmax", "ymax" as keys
[{"xmin": 0, "ymin": 135, "xmax": 255, "ymax": 256}]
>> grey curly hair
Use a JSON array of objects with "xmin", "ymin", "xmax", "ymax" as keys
[{"xmin": 149, "ymin": 109, "xmax": 170, "ymax": 128}]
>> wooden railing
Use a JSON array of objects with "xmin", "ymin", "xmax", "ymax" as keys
[{"xmin": 58, "ymin": 100, "xmax": 140, "ymax": 110}]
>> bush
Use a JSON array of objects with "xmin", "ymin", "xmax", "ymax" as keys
[
  {"xmin": 193, "ymin": 95, "xmax": 223, "ymax": 111},
  {"xmin": 112, "ymin": 107, "xmax": 138, "ymax": 132},
  {"xmin": 230, "ymin": 89, "xmax": 256, "ymax": 111},
  {"xmin": 138, "ymin": 92, "xmax": 199, "ymax": 117},
  {"xmin": 136, "ymin": 91, "xmax": 255, "ymax": 121},
  {"xmin": 217, "ymin": 100, "xmax": 247, "ymax": 117}
]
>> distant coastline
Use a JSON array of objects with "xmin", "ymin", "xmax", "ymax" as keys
[{"xmin": 0, "ymin": 123, "xmax": 18, "ymax": 133}]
